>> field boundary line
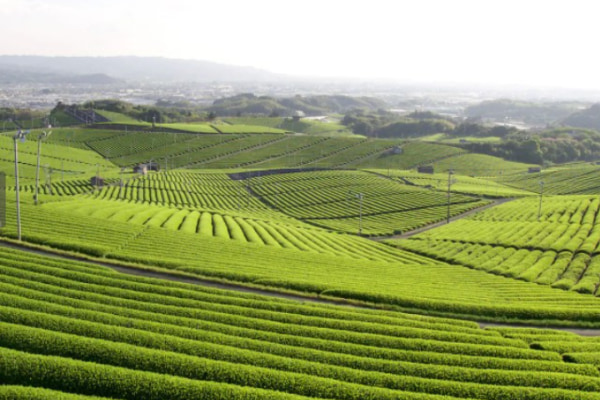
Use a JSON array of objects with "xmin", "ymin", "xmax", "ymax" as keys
[{"xmin": 2, "ymin": 236, "xmax": 600, "ymax": 336}]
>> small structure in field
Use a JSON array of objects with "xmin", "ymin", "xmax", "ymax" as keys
[
  {"xmin": 133, "ymin": 164, "xmax": 148, "ymax": 175},
  {"xmin": 133, "ymin": 161, "xmax": 160, "ymax": 174},
  {"xmin": 528, "ymin": 167, "xmax": 542, "ymax": 173},
  {"xmin": 417, "ymin": 165, "xmax": 434, "ymax": 174},
  {"xmin": 90, "ymin": 176, "xmax": 104, "ymax": 187}
]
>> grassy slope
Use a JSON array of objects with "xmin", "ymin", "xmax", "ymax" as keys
[{"xmin": 2, "ymin": 245, "xmax": 600, "ymax": 399}]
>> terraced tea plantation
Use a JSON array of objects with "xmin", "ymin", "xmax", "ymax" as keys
[
  {"xmin": 2, "ymin": 120, "xmax": 600, "ymax": 399},
  {"xmin": 371, "ymin": 169, "xmax": 534, "ymax": 198},
  {"xmin": 0, "ymin": 134, "xmax": 114, "ymax": 185},
  {"xmin": 496, "ymin": 163, "xmax": 600, "ymax": 194},
  {"xmin": 44, "ymin": 198, "xmax": 410, "ymax": 261},
  {"xmin": 430, "ymin": 153, "xmax": 536, "ymax": 176},
  {"xmin": 3, "ymin": 246, "xmax": 600, "ymax": 400},
  {"xmin": 4, "ymin": 195, "xmax": 600, "ymax": 327},
  {"xmin": 248, "ymin": 170, "xmax": 489, "ymax": 235},
  {"xmin": 391, "ymin": 195, "xmax": 600, "ymax": 294}
]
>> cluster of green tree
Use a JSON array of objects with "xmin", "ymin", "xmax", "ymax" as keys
[
  {"xmin": 206, "ymin": 94, "xmax": 386, "ymax": 117},
  {"xmin": 0, "ymin": 107, "xmax": 49, "ymax": 130},
  {"xmin": 0, "ymin": 108, "xmax": 48, "ymax": 122},
  {"xmin": 60, "ymin": 100, "xmax": 210, "ymax": 123},
  {"xmin": 342, "ymin": 108, "xmax": 600, "ymax": 164},
  {"xmin": 209, "ymin": 94, "xmax": 287, "ymax": 117},
  {"xmin": 465, "ymin": 99, "xmax": 582, "ymax": 125},
  {"xmin": 374, "ymin": 118, "xmax": 455, "ymax": 138},
  {"xmin": 562, "ymin": 103, "xmax": 600, "ymax": 130},
  {"xmin": 342, "ymin": 109, "xmax": 458, "ymax": 137},
  {"xmin": 341, "ymin": 109, "xmax": 399, "ymax": 135},
  {"xmin": 453, "ymin": 122, "xmax": 519, "ymax": 138},
  {"xmin": 458, "ymin": 130, "xmax": 600, "ymax": 165}
]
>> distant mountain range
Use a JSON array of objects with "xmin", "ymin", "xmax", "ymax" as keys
[
  {"xmin": 0, "ymin": 55, "xmax": 281, "ymax": 84},
  {"xmin": 0, "ymin": 67, "xmax": 121, "ymax": 85}
]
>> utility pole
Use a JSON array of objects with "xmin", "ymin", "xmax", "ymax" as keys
[
  {"xmin": 13, "ymin": 129, "xmax": 28, "ymax": 240},
  {"xmin": 446, "ymin": 169, "xmax": 454, "ymax": 224},
  {"xmin": 47, "ymin": 167, "xmax": 53, "ymax": 195},
  {"xmin": 348, "ymin": 191, "xmax": 364, "ymax": 235},
  {"xmin": 118, "ymin": 168, "xmax": 124, "ymax": 200},
  {"xmin": 538, "ymin": 180, "xmax": 544, "ymax": 221},
  {"xmin": 34, "ymin": 125, "xmax": 52, "ymax": 205}
]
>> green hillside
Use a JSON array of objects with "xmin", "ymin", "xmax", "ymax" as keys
[
  {"xmin": 4, "ymin": 245, "xmax": 600, "ymax": 400},
  {"xmin": 391, "ymin": 195, "xmax": 600, "ymax": 294},
  {"xmin": 2, "ymin": 115, "xmax": 600, "ymax": 399}
]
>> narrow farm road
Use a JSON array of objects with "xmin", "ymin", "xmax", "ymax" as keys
[
  {"xmin": 2, "ymin": 238, "xmax": 600, "ymax": 336},
  {"xmin": 0, "ymin": 240, "xmax": 366, "ymax": 308},
  {"xmin": 370, "ymin": 197, "xmax": 515, "ymax": 241}
]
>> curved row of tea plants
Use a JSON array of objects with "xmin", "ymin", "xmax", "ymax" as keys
[
  {"xmin": 307, "ymin": 200, "xmax": 489, "ymax": 236},
  {"xmin": 431, "ymin": 153, "xmax": 536, "ymax": 177},
  {"xmin": 375, "ymin": 169, "xmax": 534, "ymax": 198},
  {"xmin": 88, "ymin": 170, "xmax": 270, "ymax": 211},
  {"xmin": 250, "ymin": 170, "xmax": 480, "ymax": 218},
  {"xmin": 45, "ymin": 197, "xmax": 411, "ymax": 262},
  {"xmin": 245, "ymin": 170, "xmax": 487, "ymax": 234},
  {"xmin": 1, "ymin": 245, "xmax": 600, "ymax": 399},
  {"xmin": 496, "ymin": 164, "xmax": 600, "ymax": 195},
  {"xmin": 390, "ymin": 196, "xmax": 600, "ymax": 294},
  {"xmin": 199, "ymin": 136, "xmax": 330, "ymax": 169},
  {"xmin": 3, "ymin": 190, "xmax": 600, "ymax": 325},
  {"xmin": 0, "ymin": 135, "xmax": 114, "ymax": 184}
]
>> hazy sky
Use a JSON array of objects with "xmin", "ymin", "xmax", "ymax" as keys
[{"xmin": 1, "ymin": 0, "xmax": 599, "ymax": 89}]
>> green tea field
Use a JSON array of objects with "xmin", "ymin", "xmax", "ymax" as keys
[{"xmin": 1, "ymin": 122, "xmax": 600, "ymax": 399}]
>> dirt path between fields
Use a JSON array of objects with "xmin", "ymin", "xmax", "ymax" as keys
[
  {"xmin": 2, "ymin": 239, "xmax": 600, "ymax": 337},
  {"xmin": 0, "ymin": 240, "xmax": 366, "ymax": 308},
  {"xmin": 370, "ymin": 197, "xmax": 515, "ymax": 241}
]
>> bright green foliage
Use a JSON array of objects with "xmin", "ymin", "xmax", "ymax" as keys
[
  {"xmin": 85, "ymin": 130, "xmax": 200, "ymax": 159},
  {"xmin": 224, "ymin": 117, "xmax": 286, "ymax": 128},
  {"xmin": 352, "ymin": 141, "xmax": 465, "ymax": 170},
  {"xmin": 155, "ymin": 122, "xmax": 220, "ymax": 133},
  {"xmin": 90, "ymin": 170, "xmax": 271, "ymax": 211},
  {"xmin": 248, "ymin": 170, "xmax": 487, "ymax": 235},
  {"xmin": 0, "ymin": 385, "xmax": 112, "ymax": 399},
  {"xmin": 495, "ymin": 164, "xmax": 600, "ymax": 195},
  {"xmin": 57, "ymin": 169, "xmax": 492, "ymax": 237},
  {"xmin": 277, "ymin": 118, "xmax": 353, "ymax": 136},
  {"xmin": 95, "ymin": 110, "xmax": 142, "ymax": 124},
  {"xmin": 374, "ymin": 169, "xmax": 534, "ymax": 198},
  {"xmin": 4, "ymin": 193, "xmax": 600, "ymax": 325},
  {"xmin": 392, "ymin": 195, "xmax": 600, "ymax": 294},
  {"xmin": 0, "ymin": 134, "xmax": 115, "ymax": 186},
  {"xmin": 1, "ymin": 246, "xmax": 600, "ymax": 399},
  {"xmin": 42, "ymin": 128, "xmax": 121, "ymax": 149},
  {"xmin": 432, "ymin": 153, "xmax": 536, "ymax": 176},
  {"xmin": 210, "ymin": 122, "xmax": 286, "ymax": 134}
]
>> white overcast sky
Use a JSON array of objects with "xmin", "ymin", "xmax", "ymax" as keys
[{"xmin": 1, "ymin": 0, "xmax": 599, "ymax": 89}]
